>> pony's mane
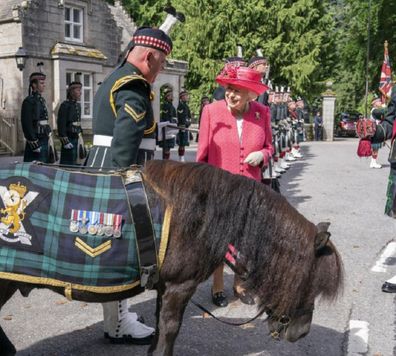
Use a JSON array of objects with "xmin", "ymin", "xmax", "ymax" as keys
[{"xmin": 143, "ymin": 160, "xmax": 343, "ymax": 313}]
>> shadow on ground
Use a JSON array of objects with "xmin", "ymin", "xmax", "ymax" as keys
[{"xmin": 13, "ymin": 276, "xmax": 345, "ymax": 356}]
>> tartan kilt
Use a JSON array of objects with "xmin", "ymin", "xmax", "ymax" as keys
[
  {"xmin": 158, "ymin": 137, "xmax": 176, "ymax": 150},
  {"xmin": 176, "ymin": 130, "xmax": 190, "ymax": 147},
  {"xmin": 385, "ymin": 164, "xmax": 396, "ymax": 218},
  {"xmin": 24, "ymin": 137, "xmax": 49, "ymax": 163},
  {"xmin": 0, "ymin": 163, "xmax": 164, "ymax": 300},
  {"xmin": 60, "ymin": 137, "xmax": 79, "ymax": 165}
]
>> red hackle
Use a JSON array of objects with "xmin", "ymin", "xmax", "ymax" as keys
[{"xmin": 357, "ymin": 138, "xmax": 372, "ymax": 157}]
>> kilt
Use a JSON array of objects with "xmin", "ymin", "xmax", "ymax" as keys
[
  {"xmin": 385, "ymin": 164, "xmax": 396, "ymax": 218},
  {"xmin": 60, "ymin": 137, "xmax": 79, "ymax": 165},
  {"xmin": 158, "ymin": 137, "xmax": 176, "ymax": 150},
  {"xmin": 0, "ymin": 163, "xmax": 166, "ymax": 299},
  {"xmin": 176, "ymin": 130, "xmax": 190, "ymax": 147},
  {"xmin": 24, "ymin": 137, "xmax": 49, "ymax": 163}
]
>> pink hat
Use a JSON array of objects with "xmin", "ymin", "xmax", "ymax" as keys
[{"xmin": 216, "ymin": 64, "xmax": 269, "ymax": 95}]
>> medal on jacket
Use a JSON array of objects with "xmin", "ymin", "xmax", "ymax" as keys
[
  {"xmin": 78, "ymin": 210, "xmax": 88, "ymax": 234},
  {"xmin": 97, "ymin": 212, "xmax": 105, "ymax": 236},
  {"xmin": 104, "ymin": 213, "xmax": 114, "ymax": 237},
  {"xmin": 113, "ymin": 214, "xmax": 122, "ymax": 238},
  {"xmin": 87, "ymin": 211, "xmax": 98, "ymax": 235},
  {"xmin": 69, "ymin": 209, "xmax": 79, "ymax": 233}
]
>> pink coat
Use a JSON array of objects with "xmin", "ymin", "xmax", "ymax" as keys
[{"xmin": 196, "ymin": 100, "xmax": 274, "ymax": 181}]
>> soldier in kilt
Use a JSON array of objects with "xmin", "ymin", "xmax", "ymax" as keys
[
  {"xmin": 85, "ymin": 25, "xmax": 175, "ymax": 344},
  {"xmin": 159, "ymin": 87, "xmax": 177, "ymax": 159},
  {"xmin": 369, "ymin": 87, "xmax": 396, "ymax": 292},
  {"xmin": 370, "ymin": 97, "xmax": 386, "ymax": 169},
  {"xmin": 21, "ymin": 72, "xmax": 57, "ymax": 163},
  {"xmin": 57, "ymin": 82, "xmax": 86, "ymax": 165},
  {"xmin": 176, "ymin": 90, "xmax": 191, "ymax": 162}
]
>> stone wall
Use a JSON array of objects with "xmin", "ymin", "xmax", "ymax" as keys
[{"xmin": 21, "ymin": 0, "xmax": 121, "ymax": 66}]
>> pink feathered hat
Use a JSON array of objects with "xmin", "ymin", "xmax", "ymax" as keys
[{"xmin": 216, "ymin": 64, "xmax": 269, "ymax": 95}]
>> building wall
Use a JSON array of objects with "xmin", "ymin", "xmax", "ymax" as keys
[
  {"xmin": 22, "ymin": 0, "xmax": 120, "ymax": 66},
  {"xmin": 0, "ymin": 0, "xmax": 188, "ymax": 155}
]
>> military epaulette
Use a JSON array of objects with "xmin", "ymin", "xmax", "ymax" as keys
[{"xmin": 110, "ymin": 75, "xmax": 149, "ymax": 117}]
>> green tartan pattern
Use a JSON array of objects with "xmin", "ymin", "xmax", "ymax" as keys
[
  {"xmin": 0, "ymin": 163, "xmax": 162, "ymax": 290},
  {"xmin": 385, "ymin": 167, "xmax": 396, "ymax": 218}
]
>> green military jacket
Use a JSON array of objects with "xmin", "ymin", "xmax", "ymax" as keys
[
  {"xmin": 371, "ymin": 107, "xmax": 386, "ymax": 121},
  {"xmin": 177, "ymin": 101, "xmax": 191, "ymax": 127},
  {"xmin": 57, "ymin": 99, "xmax": 82, "ymax": 146},
  {"xmin": 86, "ymin": 62, "xmax": 156, "ymax": 169},
  {"xmin": 21, "ymin": 92, "xmax": 51, "ymax": 148},
  {"xmin": 160, "ymin": 100, "xmax": 177, "ymax": 123}
]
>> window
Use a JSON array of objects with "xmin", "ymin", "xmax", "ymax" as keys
[
  {"xmin": 65, "ymin": 6, "xmax": 83, "ymax": 42},
  {"xmin": 66, "ymin": 72, "xmax": 93, "ymax": 119}
]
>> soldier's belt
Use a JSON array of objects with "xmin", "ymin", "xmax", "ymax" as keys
[
  {"xmin": 38, "ymin": 120, "xmax": 49, "ymax": 125},
  {"xmin": 93, "ymin": 135, "xmax": 156, "ymax": 151}
]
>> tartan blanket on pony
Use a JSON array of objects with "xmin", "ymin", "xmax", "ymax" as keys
[{"xmin": 0, "ymin": 163, "xmax": 164, "ymax": 299}]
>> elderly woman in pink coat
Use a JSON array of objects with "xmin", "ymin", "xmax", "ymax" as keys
[{"xmin": 197, "ymin": 63, "xmax": 273, "ymax": 308}]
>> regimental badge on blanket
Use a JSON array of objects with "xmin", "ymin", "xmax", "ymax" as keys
[
  {"xmin": 0, "ymin": 182, "xmax": 39, "ymax": 245},
  {"xmin": 70, "ymin": 209, "xmax": 123, "ymax": 238}
]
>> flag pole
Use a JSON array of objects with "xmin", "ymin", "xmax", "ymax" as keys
[{"xmin": 364, "ymin": 0, "xmax": 372, "ymax": 118}]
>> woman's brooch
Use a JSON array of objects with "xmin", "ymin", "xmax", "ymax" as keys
[{"xmin": 255, "ymin": 112, "xmax": 261, "ymax": 120}]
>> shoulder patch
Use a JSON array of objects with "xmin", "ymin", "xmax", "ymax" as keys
[{"xmin": 124, "ymin": 103, "xmax": 146, "ymax": 123}]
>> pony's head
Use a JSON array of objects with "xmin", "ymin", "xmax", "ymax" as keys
[{"xmin": 259, "ymin": 222, "xmax": 343, "ymax": 342}]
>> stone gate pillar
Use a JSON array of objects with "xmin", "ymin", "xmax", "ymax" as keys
[{"xmin": 321, "ymin": 82, "xmax": 336, "ymax": 141}]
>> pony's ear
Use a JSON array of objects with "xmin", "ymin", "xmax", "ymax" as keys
[{"xmin": 315, "ymin": 222, "xmax": 331, "ymax": 252}]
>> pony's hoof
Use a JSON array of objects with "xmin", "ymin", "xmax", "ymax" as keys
[{"xmin": 212, "ymin": 291, "xmax": 228, "ymax": 307}]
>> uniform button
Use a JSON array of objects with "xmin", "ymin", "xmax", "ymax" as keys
[{"xmin": 240, "ymin": 154, "xmax": 244, "ymax": 158}]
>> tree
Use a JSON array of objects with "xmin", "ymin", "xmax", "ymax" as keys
[{"xmin": 109, "ymin": 0, "xmax": 396, "ymax": 115}]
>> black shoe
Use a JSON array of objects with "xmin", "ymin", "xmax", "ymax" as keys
[
  {"xmin": 382, "ymin": 281, "xmax": 396, "ymax": 293},
  {"xmin": 212, "ymin": 291, "xmax": 228, "ymax": 307},
  {"xmin": 233, "ymin": 289, "xmax": 255, "ymax": 305}
]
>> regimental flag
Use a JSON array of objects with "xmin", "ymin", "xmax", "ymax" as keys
[{"xmin": 379, "ymin": 40, "xmax": 393, "ymax": 103}]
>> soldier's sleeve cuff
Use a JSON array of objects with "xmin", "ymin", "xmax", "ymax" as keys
[
  {"xmin": 60, "ymin": 137, "xmax": 70, "ymax": 145},
  {"xmin": 27, "ymin": 140, "xmax": 40, "ymax": 150}
]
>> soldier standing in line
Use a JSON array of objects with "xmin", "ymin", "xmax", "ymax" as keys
[
  {"xmin": 57, "ymin": 81, "xmax": 86, "ymax": 165},
  {"xmin": 159, "ymin": 87, "xmax": 177, "ymax": 159},
  {"xmin": 248, "ymin": 49, "xmax": 270, "ymax": 106},
  {"xmin": 176, "ymin": 89, "xmax": 191, "ymax": 162},
  {"xmin": 295, "ymin": 97, "xmax": 307, "ymax": 142},
  {"xmin": 212, "ymin": 45, "xmax": 247, "ymax": 101},
  {"xmin": 369, "ymin": 96, "xmax": 386, "ymax": 169},
  {"xmin": 85, "ymin": 11, "xmax": 181, "ymax": 343},
  {"xmin": 21, "ymin": 72, "xmax": 57, "ymax": 163},
  {"xmin": 196, "ymin": 95, "xmax": 210, "ymax": 142}
]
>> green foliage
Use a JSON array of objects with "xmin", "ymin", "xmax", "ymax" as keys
[{"xmin": 111, "ymin": 0, "xmax": 396, "ymax": 115}]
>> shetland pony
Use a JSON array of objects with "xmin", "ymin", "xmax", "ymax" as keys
[{"xmin": 0, "ymin": 160, "xmax": 343, "ymax": 356}]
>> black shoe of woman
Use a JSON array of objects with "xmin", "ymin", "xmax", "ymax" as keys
[
  {"xmin": 212, "ymin": 291, "xmax": 228, "ymax": 307},
  {"xmin": 233, "ymin": 289, "xmax": 255, "ymax": 305}
]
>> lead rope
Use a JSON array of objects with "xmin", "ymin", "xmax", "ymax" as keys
[{"xmin": 189, "ymin": 298, "xmax": 268, "ymax": 326}]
